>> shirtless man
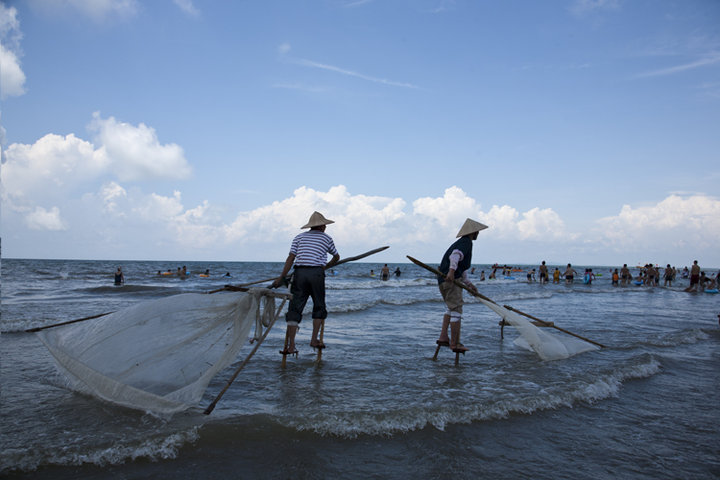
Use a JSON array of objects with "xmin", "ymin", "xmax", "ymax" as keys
[
  {"xmin": 538, "ymin": 261, "xmax": 549, "ymax": 284},
  {"xmin": 564, "ymin": 264, "xmax": 578, "ymax": 284},
  {"xmin": 684, "ymin": 260, "xmax": 701, "ymax": 292},
  {"xmin": 620, "ymin": 264, "xmax": 631, "ymax": 286},
  {"xmin": 663, "ymin": 264, "xmax": 674, "ymax": 287}
]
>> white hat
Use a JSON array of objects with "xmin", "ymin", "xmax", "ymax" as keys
[
  {"xmin": 301, "ymin": 211, "xmax": 335, "ymax": 229},
  {"xmin": 456, "ymin": 218, "xmax": 488, "ymax": 237}
]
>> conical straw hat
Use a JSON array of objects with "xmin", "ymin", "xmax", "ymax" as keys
[
  {"xmin": 456, "ymin": 218, "xmax": 488, "ymax": 237},
  {"xmin": 301, "ymin": 211, "xmax": 335, "ymax": 229}
]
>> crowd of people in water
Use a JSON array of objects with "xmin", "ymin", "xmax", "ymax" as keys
[
  {"xmin": 114, "ymin": 260, "xmax": 718, "ymax": 293},
  {"xmin": 473, "ymin": 260, "xmax": 719, "ymax": 292}
]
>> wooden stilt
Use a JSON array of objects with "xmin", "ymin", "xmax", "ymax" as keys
[
  {"xmin": 433, "ymin": 340, "xmax": 449, "ymax": 361},
  {"xmin": 433, "ymin": 340, "xmax": 466, "ymax": 364},
  {"xmin": 315, "ymin": 319, "xmax": 325, "ymax": 363}
]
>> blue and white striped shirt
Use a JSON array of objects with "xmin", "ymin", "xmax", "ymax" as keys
[{"xmin": 290, "ymin": 231, "xmax": 338, "ymax": 267}]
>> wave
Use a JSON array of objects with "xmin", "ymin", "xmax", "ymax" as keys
[
  {"xmin": 280, "ymin": 355, "xmax": 663, "ymax": 438},
  {"xmin": 0, "ymin": 426, "xmax": 200, "ymax": 475},
  {"xmin": 77, "ymin": 285, "xmax": 181, "ymax": 296}
]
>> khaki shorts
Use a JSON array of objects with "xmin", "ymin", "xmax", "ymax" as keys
[{"xmin": 439, "ymin": 281, "xmax": 463, "ymax": 313}]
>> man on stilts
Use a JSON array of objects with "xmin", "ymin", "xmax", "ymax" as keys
[
  {"xmin": 437, "ymin": 218, "xmax": 488, "ymax": 352},
  {"xmin": 273, "ymin": 211, "xmax": 340, "ymax": 355}
]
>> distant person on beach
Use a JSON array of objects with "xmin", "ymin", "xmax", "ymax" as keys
[
  {"xmin": 620, "ymin": 264, "xmax": 630, "ymax": 286},
  {"xmin": 394, "ymin": 267, "xmax": 402, "ymax": 277},
  {"xmin": 644, "ymin": 264, "xmax": 657, "ymax": 286},
  {"xmin": 370, "ymin": 269, "xmax": 375, "ymax": 277},
  {"xmin": 663, "ymin": 264, "xmax": 674, "ymax": 287},
  {"xmin": 114, "ymin": 267, "xmax": 124, "ymax": 285},
  {"xmin": 612, "ymin": 269, "xmax": 619, "ymax": 286},
  {"xmin": 381, "ymin": 264, "xmax": 390, "ymax": 281},
  {"xmin": 436, "ymin": 218, "xmax": 488, "ymax": 353},
  {"xmin": 684, "ymin": 260, "xmax": 701, "ymax": 292},
  {"xmin": 564, "ymin": 264, "xmax": 577, "ymax": 284},
  {"xmin": 480, "ymin": 270, "xmax": 485, "ymax": 281},
  {"xmin": 538, "ymin": 261, "xmax": 548, "ymax": 284},
  {"xmin": 552, "ymin": 268, "xmax": 560, "ymax": 284},
  {"xmin": 272, "ymin": 211, "xmax": 340, "ymax": 355}
]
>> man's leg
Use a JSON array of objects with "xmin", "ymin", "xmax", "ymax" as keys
[
  {"xmin": 311, "ymin": 317, "xmax": 325, "ymax": 347},
  {"xmin": 449, "ymin": 314, "xmax": 467, "ymax": 352},
  {"xmin": 285, "ymin": 323, "xmax": 299, "ymax": 353},
  {"xmin": 438, "ymin": 314, "xmax": 451, "ymax": 343}
]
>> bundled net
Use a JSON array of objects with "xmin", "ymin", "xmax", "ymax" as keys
[
  {"xmin": 479, "ymin": 299, "xmax": 599, "ymax": 360},
  {"xmin": 37, "ymin": 289, "xmax": 279, "ymax": 415}
]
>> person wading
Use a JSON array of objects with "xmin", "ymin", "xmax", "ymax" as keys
[
  {"xmin": 273, "ymin": 211, "xmax": 340, "ymax": 354},
  {"xmin": 436, "ymin": 218, "xmax": 488, "ymax": 352}
]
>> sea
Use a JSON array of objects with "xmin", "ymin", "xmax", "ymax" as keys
[{"xmin": 1, "ymin": 258, "xmax": 718, "ymax": 479}]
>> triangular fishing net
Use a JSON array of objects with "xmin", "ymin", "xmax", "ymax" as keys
[
  {"xmin": 37, "ymin": 289, "xmax": 279, "ymax": 415},
  {"xmin": 479, "ymin": 299, "xmax": 599, "ymax": 360}
]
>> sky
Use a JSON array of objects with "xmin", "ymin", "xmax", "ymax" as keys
[{"xmin": 1, "ymin": 0, "xmax": 719, "ymax": 267}]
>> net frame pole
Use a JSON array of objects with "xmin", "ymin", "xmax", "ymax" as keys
[{"xmin": 204, "ymin": 296, "xmax": 287, "ymax": 415}]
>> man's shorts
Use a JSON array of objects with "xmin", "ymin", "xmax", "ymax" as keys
[{"xmin": 439, "ymin": 281, "xmax": 463, "ymax": 313}]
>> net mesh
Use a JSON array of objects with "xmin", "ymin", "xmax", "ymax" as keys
[
  {"xmin": 479, "ymin": 299, "xmax": 599, "ymax": 360},
  {"xmin": 37, "ymin": 289, "xmax": 278, "ymax": 415}
]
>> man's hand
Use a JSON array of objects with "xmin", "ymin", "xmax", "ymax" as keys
[{"xmin": 444, "ymin": 268, "xmax": 456, "ymax": 284}]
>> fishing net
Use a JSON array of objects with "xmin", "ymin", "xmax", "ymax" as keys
[
  {"xmin": 37, "ymin": 289, "xmax": 280, "ymax": 415},
  {"xmin": 479, "ymin": 299, "xmax": 599, "ymax": 360}
]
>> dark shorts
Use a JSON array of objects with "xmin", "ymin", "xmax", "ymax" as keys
[
  {"xmin": 690, "ymin": 274, "xmax": 699, "ymax": 286},
  {"xmin": 286, "ymin": 267, "xmax": 327, "ymax": 324}
]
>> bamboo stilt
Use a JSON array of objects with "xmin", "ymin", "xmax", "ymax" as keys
[{"xmin": 315, "ymin": 319, "xmax": 325, "ymax": 363}]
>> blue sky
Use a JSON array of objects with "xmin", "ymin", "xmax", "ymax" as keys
[{"xmin": 1, "ymin": 0, "xmax": 719, "ymax": 267}]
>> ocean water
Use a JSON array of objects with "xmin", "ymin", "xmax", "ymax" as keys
[{"xmin": 1, "ymin": 258, "xmax": 718, "ymax": 479}]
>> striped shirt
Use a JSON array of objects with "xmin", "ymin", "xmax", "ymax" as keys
[{"xmin": 290, "ymin": 230, "xmax": 338, "ymax": 267}]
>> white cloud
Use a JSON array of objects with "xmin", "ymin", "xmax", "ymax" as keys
[
  {"xmin": 100, "ymin": 181, "xmax": 127, "ymax": 213},
  {"xmin": 134, "ymin": 190, "xmax": 185, "ymax": 221},
  {"xmin": 25, "ymin": 206, "xmax": 67, "ymax": 231},
  {"xmin": 277, "ymin": 43, "xmax": 291, "ymax": 55},
  {"xmin": 412, "ymin": 186, "xmax": 570, "ymax": 241},
  {"xmin": 0, "ymin": 4, "xmax": 26, "ymax": 99},
  {"xmin": 1, "ymin": 113, "xmax": 191, "ymax": 230},
  {"xmin": 2, "ymin": 133, "xmax": 110, "ymax": 207},
  {"xmin": 30, "ymin": 0, "xmax": 139, "ymax": 21},
  {"xmin": 291, "ymin": 58, "xmax": 420, "ymax": 89},
  {"xmin": 634, "ymin": 52, "xmax": 720, "ymax": 79},
  {"xmin": 89, "ymin": 113, "xmax": 192, "ymax": 181},
  {"xmin": 173, "ymin": 0, "xmax": 199, "ymax": 17},
  {"xmin": 596, "ymin": 194, "xmax": 720, "ymax": 250}
]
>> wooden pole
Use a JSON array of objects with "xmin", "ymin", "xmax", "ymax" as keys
[
  {"xmin": 216, "ymin": 246, "xmax": 390, "ymax": 292},
  {"xmin": 204, "ymin": 298, "xmax": 287, "ymax": 415},
  {"xmin": 25, "ymin": 311, "xmax": 114, "ymax": 333},
  {"xmin": 406, "ymin": 255, "xmax": 605, "ymax": 349},
  {"xmin": 316, "ymin": 319, "xmax": 325, "ymax": 363}
]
